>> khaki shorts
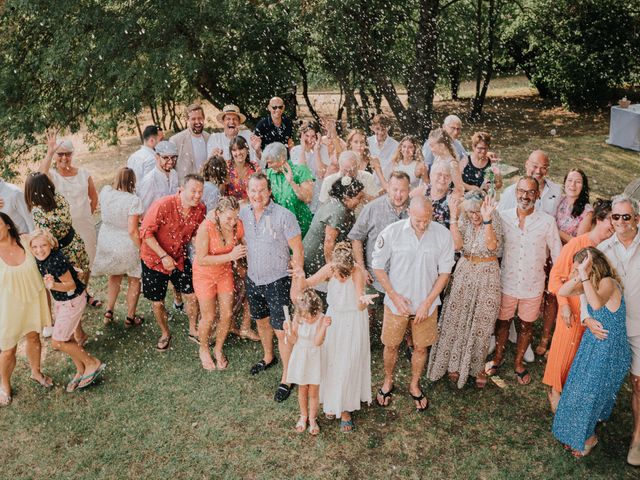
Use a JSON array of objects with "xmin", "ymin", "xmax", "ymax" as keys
[
  {"xmin": 381, "ymin": 306, "xmax": 438, "ymax": 348},
  {"xmin": 498, "ymin": 294, "xmax": 543, "ymax": 323}
]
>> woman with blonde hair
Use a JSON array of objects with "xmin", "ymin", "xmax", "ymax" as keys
[
  {"xmin": 346, "ymin": 129, "xmax": 387, "ymax": 188},
  {"xmin": 426, "ymin": 128, "xmax": 464, "ymax": 193},
  {"xmin": 193, "ymin": 196, "xmax": 249, "ymax": 370},
  {"xmin": 92, "ymin": 167, "xmax": 144, "ymax": 327},
  {"xmin": 387, "ymin": 136, "xmax": 428, "ymax": 189},
  {"xmin": 553, "ymin": 247, "xmax": 631, "ymax": 457}
]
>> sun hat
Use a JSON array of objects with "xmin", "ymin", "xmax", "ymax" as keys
[{"xmin": 216, "ymin": 104, "xmax": 246, "ymax": 124}]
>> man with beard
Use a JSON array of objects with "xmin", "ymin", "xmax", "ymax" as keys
[
  {"xmin": 490, "ymin": 176, "xmax": 561, "ymax": 385},
  {"xmin": 170, "ymin": 104, "xmax": 210, "ymax": 183},
  {"xmin": 138, "ymin": 141, "xmax": 180, "ymax": 214},
  {"xmin": 206, "ymin": 104, "xmax": 262, "ymax": 167}
]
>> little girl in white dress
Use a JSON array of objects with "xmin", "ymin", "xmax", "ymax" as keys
[
  {"xmin": 285, "ymin": 288, "xmax": 331, "ymax": 435},
  {"xmin": 293, "ymin": 242, "xmax": 377, "ymax": 433}
]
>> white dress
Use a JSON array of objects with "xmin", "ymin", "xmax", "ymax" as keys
[
  {"xmin": 92, "ymin": 186, "xmax": 144, "ymax": 278},
  {"xmin": 50, "ymin": 168, "xmax": 97, "ymax": 266},
  {"xmin": 393, "ymin": 161, "xmax": 420, "ymax": 188},
  {"xmin": 320, "ymin": 276, "xmax": 372, "ymax": 415},
  {"xmin": 286, "ymin": 319, "xmax": 322, "ymax": 385}
]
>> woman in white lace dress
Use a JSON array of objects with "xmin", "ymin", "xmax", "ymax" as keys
[{"xmin": 92, "ymin": 168, "xmax": 144, "ymax": 327}]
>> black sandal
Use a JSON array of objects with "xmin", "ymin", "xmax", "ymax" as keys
[
  {"xmin": 376, "ymin": 385, "xmax": 395, "ymax": 407},
  {"xmin": 410, "ymin": 389, "xmax": 429, "ymax": 412},
  {"xmin": 249, "ymin": 357, "xmax": 278, "ymax": 375},
  {"xmin": 103, "ymin": 310, "xmax": 114, "ymax": 325},
  {"xmin": 125, "ymin": 315, "xmax": 144, "ymax": 328},
  {"xmin": 486, "ymin": 358, "xmax": 505, "ymax": 376}
]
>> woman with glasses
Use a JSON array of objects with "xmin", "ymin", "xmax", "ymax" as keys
[
  {"xmin": 458, "ymin": 131, "xmax": 503, "ymax": 192},
  {"xmin": 39, "ymin": 131, "xmax": 101, "ymax": 306}
]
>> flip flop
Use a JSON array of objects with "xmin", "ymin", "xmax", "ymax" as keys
[
  {"xmin": 156, "ymin": 335, "xmax": 172, "ymax": 352},
  {"xmin": 410, "ymin": 389, "xmax": 429, "ymax": 412},
  {"xmin": 66, "ymin": 374, "xmax": 83, "ymax": 393},
  {"xmin": 78, "ymin": 363, "xmax": 106, "ymax": 389},
  {"xmin": 87, "ymin": 296, "xmax": 103, "ymax": 308},
  {"xmin": 376, "ymin": 385, "xmax": 395, "ymax": 407},
  {"xmin": 485, "ymin": 359, "xmax": 505, "ymax": 376},
  {"xmin": 30, "ymin": 374, "xmax": 54, "ymax": 389},
  {"xmin": 514, "ymin": 368, "xmax": 531, "ymax": 386},
  {"xmin": 124, "ymin": 315, "xmax": 144, "ymax": 328}
]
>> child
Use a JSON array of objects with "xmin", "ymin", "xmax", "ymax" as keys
[
  {"xmin": 293, "ymin": 242, "xmax": 377, "ymax": 432},
  {"xmin": 284, "ymin": 289, "xmax": 330, "ymax": 435},
  {"xmin": 30, "ymin": 229, "xmax": 106, "ymax": 392}
]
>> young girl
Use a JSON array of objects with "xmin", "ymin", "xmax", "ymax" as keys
[
  {"xmin": 284, "ymin": 289, "xmax": 331, "ymax": 435},
  {"xmin": 293, "ymin": 242, "xmax": 376, "ymax": 432},
  {"xmin": 30, "ymin": 229, "xmax": 105, "ymax": 392},
  {"xmin": 553, "ymin": 247, "xmax": 631, "ymax": 457}
]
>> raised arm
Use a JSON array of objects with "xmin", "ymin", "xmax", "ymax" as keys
[{"xmin": 39, "ymin": 130, "xmax": 60, "ymax": 176}]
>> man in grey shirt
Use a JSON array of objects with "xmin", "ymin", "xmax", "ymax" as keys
[
  {"xmin": 239, "ymin": 172, "xmax": 304, "ymax": 403},
  {"xmin": 348, "ymin": 171, "xmax": 410, "ymax": 294}
]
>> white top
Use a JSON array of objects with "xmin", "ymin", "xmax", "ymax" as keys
[
  {"xmin": 422, "ymin": 139, "xmax": 467, "ymax": 167},
  {"xmin": 597, "ymin": 231, "xmax": 640, "ymax": 336},
  {"xmin": 318, "ymin": 170, "xmax": 379, "ymax": 205},
  {"xmin": 127, "ymin": 145, "xmax": 156, "ymax": 182},
  {"xmin": 190, "ymin": 135, "xmax": 208, "ymax": 172},
  {"xmin": 138, "ymin": 168, "xmax": 179, "ymax": 214},
  {"xmin": 0, "ymin": 180, "xmax": 34, "ymax": 234},
  {"xmin": 206, "ymin": 130, "xmax": 259, "ymax": 165},
  {"xmin": 498, "ymin": 179, "xmax": 562, "ymax": 217},
  {"xmin": 499, "ymin": 208, "xmax": 562, "ymax": 298},
  {"xmin": 367, "ymin": 135, "xmax": 398, "ymax": 174},
  {"xmin": 392, "ymin": 161, "xmax": 420, "ymax": 188},
  {"xmin": 371, "ymin": 218, "xmax": 455, "ymax": 316}
]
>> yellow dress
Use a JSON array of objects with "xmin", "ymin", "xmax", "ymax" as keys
[{"xmin": 0, "ymin": 250, "xmax": 51, "ymax": 350}]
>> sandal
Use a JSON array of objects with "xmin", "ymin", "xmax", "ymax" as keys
[
  {"xmin": 376, "ymin": 385, "xmax": 395, "ymax": 407},
  {"xmin": 485, "ymin": 359, "xmax": 505, "ymax": 376},
  {"xmin": 0, "ymin": 388, "xmax": 12, "ymax": 407},
  {"xmin": 340, "ymin": 419, "xmax": 355, "ymax": 433},
  {"xmin": 188, "ymin": 333, "xmax": 200, "ymax": 345},
  {"xmin": 308, "ymin": 418, "xmax": 320, "ymax": 436},
  {"xmin": 78, "ymin": 363, "xmax": 106, "ymax": 389},
  {"xmin": 87, "ymin": 295, "xmax": 103, "ymax": 308},
  {"xmin": 156, "ymin": 335, "xmax": 172, "ymax": 352},
  {"xmin": 410, "ymin": 388, "xmax": 429, "ymax": 412},
  {"xmin": 514, "ymin": 368, "xmax": 532, "ymax": 386},
  {"xmin": 124, "ymin": 315, "xmax": 144, "ymax": 328},
  {"xmin": 66, "ymin": 374, "xmax": 83, "ymax": 393},
  {"xmin": 572, "ymin": 437, "xmax": 598, "ymax": 458},
  {"xmin": 295, "ymin": 415, "xmax": 308, "ymax": 433},
  {"xmin": 325, "ymin": 413, "xmax": 336, "ymax": 420},
  {"xmin": 103, "ymin": 310, "xmax": 114, "ymax": 325},
  {"xmin": 30, "ymin": 374, "xmax": 54, "ymax": 389},
  {"xmin": 535, "ymin": 337, "xmax": 550, "ymax": 356}
]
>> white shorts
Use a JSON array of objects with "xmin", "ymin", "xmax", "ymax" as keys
[{"xmin": 630, "ymin": 335, "xmax": 640, "ymax": 376}]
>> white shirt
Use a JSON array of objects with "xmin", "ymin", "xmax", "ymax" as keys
[
  {"xmin": 318, "ymin": 170, "xmax": 379, "ymax": 204},
  {"xmin": 0, "ymin": 180, "xmax": 34, "ymax": 234},
  {"xmin": 367, "ymin": 135, "xmax": 398, "ymax": 173},
  {"xmin": 371, "ymin": 218, "xmax": 455, "ymax": 316},
  {"xmin": 190, "ymin": 135, "xmax": 208, "ymax": 172},
  {"xmin": 422, "ymin": 139, "xmax": 467, "ymax": 167},
  {"xmin": 138, "ymin": 168, "xmax": 179, "ymax": 214},
  {"xmin": 500, "ymin": 208, "xmax": 562, "ymax": 298},
  {"xmin": 498, "ymin": 179, "xmax": 562, "ymax": 217},
  {"xmin": 597, "ymin": 231, "xmax": 640, "ymax": 337},
  {"xmin": 127, "ymin": 145, "xmax": 156, "ymax": 182},
  {"xmin": 206, "ymin": 130, "xmax": 258, "ymax": 165}
]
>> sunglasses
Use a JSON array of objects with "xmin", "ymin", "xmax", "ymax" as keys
[
  {"xmin": 611, "ymin": 213, "xmax": 633, "ymax": 221},
  {"xmin": 56, "ymin": 152, "xmax": 72, "ymax": 157},
  {"xmin": 270, "ymin": 105, "xmax": 284, "ymax": 110}
]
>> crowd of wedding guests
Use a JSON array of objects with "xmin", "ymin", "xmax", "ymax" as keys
[{"xmin": 1, "ymin": 98, "xmax": 639, "ymax": 464}]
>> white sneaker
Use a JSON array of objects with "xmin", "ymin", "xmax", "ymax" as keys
[
  {"xmin": 42, "ymin": 326, "xmax": 53, "ymax": 338},
  {"xmin": 508, "ymin": 322, "xmax": 518, "ymax": 343},
  {"xmin": 524, "ymin": 345, "xmax": 535, "ymax": 363},
  {"xmin": 488, "ymin": 335, "xmax": 496, "ymax": 355}
]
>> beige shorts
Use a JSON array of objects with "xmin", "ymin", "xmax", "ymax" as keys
[
  {"xmin": 629, "ymin": 335, "xmax": 640, "ymax": 376},
  {"xmin": 498, "ymin": 294, "xmax": 543, "ymax": 323},
  {"xmin": 381, "ymin": 306, "xmax": 438, "ymax": 348}
]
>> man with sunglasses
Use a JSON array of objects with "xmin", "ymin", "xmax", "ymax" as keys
[
  {"xmin": 138, "ymin": 141, "xmax": 179, "ymax": 214},
  {"xmin": 584, "ymin": 194, "xmax": 640, "ymax": 465},
  {"xmin": 254, "ymin": 97, "xmax": 294, "ymax": 154},
  {"xmin": 491, "ymin": 176, "xmax": 561, "ymax": 386}
]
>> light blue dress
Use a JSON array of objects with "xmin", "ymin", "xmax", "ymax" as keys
[{"xmin": 552, "ymin": 291, "xmax": 631, "ymax": 451}]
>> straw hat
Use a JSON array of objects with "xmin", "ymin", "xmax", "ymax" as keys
[{"xmin": 216, "ymin": 104, "xmax": 246, "ymax": 124}]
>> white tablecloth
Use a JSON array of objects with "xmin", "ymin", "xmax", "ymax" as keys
[{"xmin": 607, "ymin": 105, "xmax": 640, "ymax": 151}]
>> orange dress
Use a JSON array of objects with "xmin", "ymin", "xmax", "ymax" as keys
[
  {"xmin": 542, "ymin": 233, "xmax": 594, "ymax": 392},
  {"xmin": 192, "ymin": 219, "xmax": 244, "ymax": 301}
]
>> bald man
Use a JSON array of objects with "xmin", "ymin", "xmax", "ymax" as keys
[
  {"xmin": 254, "ymin": 96, "xmax": 294, "ymax": 153},
  {"xmin": 372, "ymin": 196, "xmax": 455, "ymax": 411}
]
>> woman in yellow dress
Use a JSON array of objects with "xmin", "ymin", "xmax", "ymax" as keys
[{"xmin": 0, "ymin": 212, "xmax": 52, "ymax": 406}]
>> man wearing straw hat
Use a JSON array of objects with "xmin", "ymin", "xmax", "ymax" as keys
[{"xmin": 207, "ymin": 104, "xmax": 262, "ymax": 167}]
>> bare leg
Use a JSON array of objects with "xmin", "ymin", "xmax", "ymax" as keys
[
  {"xmin": 493, "ymin": 318, "xmax": 512, "ymax": 366},
  {"xmin": 382, "ymin": 345, "xmax": 399, "ymax": 392},
  {"xmin": 183, "ymin": 293, "xmax": 199, "ymax": 337},
  {"xmin": 308, "ymin": 385, "xmax": 320, "ymax": 421},
  {"xmin": 514, "ymin": 321, "xmax": 534, "ymax": 384},
  {"xmin": 0, "ymin": 347, "xmax": 17, "ymax": 396},
  {"xmin": 537, "ymin": 292, "xmax": 557, "ymax": 355},
  {"xmin": 52, "ymin": 339, "xmax": 101, "ymax": 375},
  {"xmin": 107, "ymin": 275, "xmax": 123, "ymax": 312},
  {"xmin": 152, "ymin": 301, "xmax": 170, "ymax": 338},
  {"xmin": 255, "ymin": 317, "xmax": 275, "ymax": 363},
  {"xmin": 274, "ymin": 329, "xmax": 293, "ymax": 384},
  {"xmin": 213, "ymin": 293, "xmax": 234, "ymax": 368},
  {"xmin": 632, "ymin": 374, "xmax": 640, "ymax": 445},
  {"xmin": 198, "ymin": 297, "xmax": 217, "ymax": 370},
  {"xmin": 409, "ymin": 346, "xmax": 429, "ymax": 409},
  {"xmin": 24, "ymin": 332, "xmax": 48, "ymax": 381},
  {"xmin": 296, "ymin": 385, "xmax": 309, "ymax": 432},
  {"xmin": 239, "ymin": 301, "xmax": 259, "ymax": 340},
  {"xmin": 125, "ymin": 277, "xmax": 141, "ymax": 318}
]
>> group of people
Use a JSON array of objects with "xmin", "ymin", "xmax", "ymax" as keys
[{"xmin": 0, "ymin": 98, "xmax": 639, "ymax": 465}]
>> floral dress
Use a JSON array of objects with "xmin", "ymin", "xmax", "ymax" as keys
[
  {"xmin": 425, "ymin": 184, "xmax": 452, "ymax": 229},
  {"xmin": 555, "ymin": 196, "xmax": 594, "ymax": 238},
  {"xmin": 32, "ymin": 193, "xmax": 90, "ymax": 274},
  {"xmin": 226, "ymin": 160, "xmax": 259, "ymax": 202}
]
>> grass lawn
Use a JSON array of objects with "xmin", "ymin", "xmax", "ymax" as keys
[{"xmin": 2, "ymin": 85, "xmax": 640, "ymax": 479}]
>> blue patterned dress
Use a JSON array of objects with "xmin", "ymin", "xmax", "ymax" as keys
[{"xmin": 552, "ymin": 291, "xmax": 631, "ymax": 451}]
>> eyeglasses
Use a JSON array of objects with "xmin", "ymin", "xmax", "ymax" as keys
[
  {"xmin": 516, "ymin": 188, "xmax": 537, "ymax": 197},
  {"xmin": 56, "ymin": 152, "xmax": 72, "ymax": 157},
  {"xmin": 161, "ymin": 155, "xmax": 178, "ymax": 161},
  {"xmin": 611, "ymin": 213, "xmax": 633, "ymax": 221},
  {"xmin": 270, "ymin": 105, "xmax": 284, "ymax": 110}
]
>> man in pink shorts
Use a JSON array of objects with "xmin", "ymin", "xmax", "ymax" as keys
[{"xmin": 491, "ymin": 176, "xmax": 561, "ymax": 385}]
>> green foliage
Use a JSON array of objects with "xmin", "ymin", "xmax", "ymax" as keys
[{"xmin": 505, "ymin": 0, "xmax": 639, "ymax": 109}]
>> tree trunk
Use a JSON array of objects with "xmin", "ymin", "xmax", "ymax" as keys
[
  {"xmin": 449, "ymin": 64, "xmax": 461, "ymax": 100},
  {"xmin": 470, "ymin": 0, "xmax": 498, "ymax": 121},
  {"xmin": 282, "ymin": 48, "xmax": 321, "ymax": 124}
]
